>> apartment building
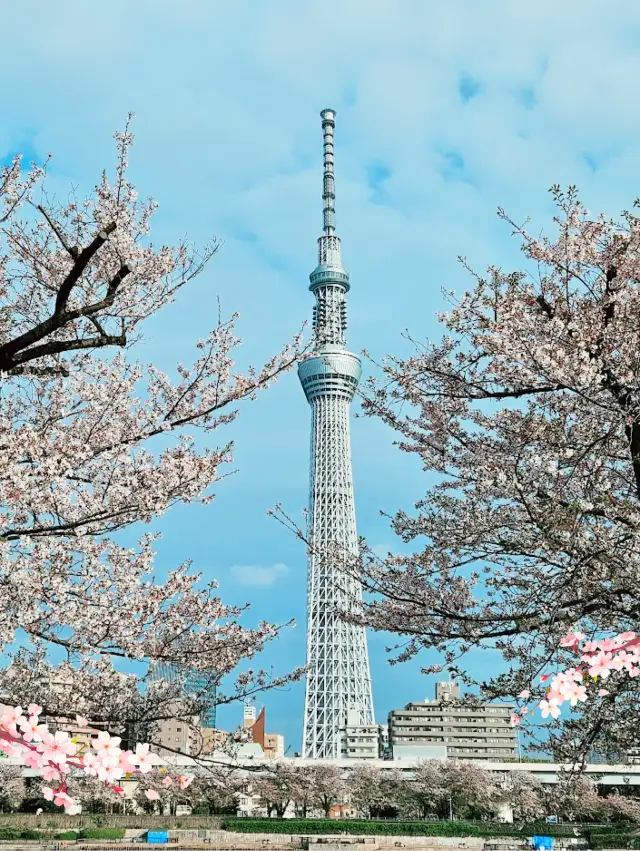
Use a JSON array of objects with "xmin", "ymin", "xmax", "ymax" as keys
[
  {"xmin": 154, "ymin": 716, "xmax": 200, "ymax": 757},
  {"xmin": 338, "ymin": 710, "xmax": 388, "ymax": 759},
  {"xmin": 388, "ymin": 681, "xmax": 517, "ymax": 761}
]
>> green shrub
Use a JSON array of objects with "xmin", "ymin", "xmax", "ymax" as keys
[
  {"xmin": 220, "ymin": 819, "xmax": 630, "ymax": 839},
  {"xmin": 56, "ymin": 831, "xmax": 80, "ymax": 841},
  {"xmin": 0, "ymin": 828, "xmax": 21, "ymax": 840},
  {"xmin": 223, "ymin": 819, "xmax": 508, "ymax": 837},
  {"xmin": 590, "ymin": 834, "xmax": 640, "ymax": 850},
  {"xmin": 0, "ymin": 829, "xmax": 20, "ymax": 840},
  {"xmin": 20, "ymin": 829, "xmax": 45, "ymax": 840},
  {"xmin": 80, "ymin": 828, "xmax": 126, "ymax": 839}
]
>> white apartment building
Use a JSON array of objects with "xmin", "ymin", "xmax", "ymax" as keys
[
  {"xmin": 388, "ymin": 681, "xmax": 517, "ymax": 761},
  {"xmin": 339, "ymin": 709, "xmax": 387, "ymax": 759}
]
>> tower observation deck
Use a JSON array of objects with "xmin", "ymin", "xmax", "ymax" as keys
[{"xmin": 298, "ymin": 109, "xmax": 375, "ymax": 759}]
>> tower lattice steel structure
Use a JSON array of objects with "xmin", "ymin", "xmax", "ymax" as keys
[{"xmin": 298, "ymin": 109, "xmax": 375, "ymax": 759}]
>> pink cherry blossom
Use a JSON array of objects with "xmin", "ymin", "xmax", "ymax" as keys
[
  {"xmin": 37, "ymin": 731, "xmax": 76, "ymax": 764},
  {"xmin": 1, "ymin": 706, "xmax": 23, "ymax": 729},
  {"xmin": 41, "ymin": 765, "xmax": 61, "ymax": 782},
  {"xmin": 52, "ymin": 791, "xmax": 74, "ymax": 810},
  {"xmin": 95, "ymin": 761, "xmax": 121, "ymax": 784},
  {"xmin": 132, "ymin": 743, "xmax": 158, "ymax": 774},
  {"xmin": 81, "ymin": 751, "xmax": 98, "ymax": 776},
  {"xmin": 93, "ymin": 731, "xmax": 122, "ymax": 760},
  {"xmin": 23, "ymin": 750, "xmax": 44, "ymax": 769},
  {"xmin": 563, "ymin": 681, "xmax": 588, "ymax": 707},
  {"xmin": 539, "ymin": 699, "xmax": 561, "ymax": 720},
  {"xmin": 19, "ymin": 715, "xmax": 46, "ymax": 743},
  {"xmin": 560, "ymin": 633, "xmax": 585, "ymax": 648},
  {"xmin": 145, "ymin": 789, "xmax": 160, "ymax": 801},
  {"xmin": 117, "ymin": 749, "xmax": 136, "ymax": 774},
  {"xmin": 588, "ymin": 652, "xmax": 615, "ymax": 679},
  {"xmin": 75, "ymin": 716, "xmax": 89, "ymax": 727}
]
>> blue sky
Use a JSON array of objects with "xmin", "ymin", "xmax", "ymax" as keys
[{"xmin": 5, "ymin": 0, "xmax": 640, "ymax": 753}]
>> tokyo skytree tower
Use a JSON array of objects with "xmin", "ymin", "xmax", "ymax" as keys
[{"xmin": 298, "ymin": 109, "xmax": 375, "ymax": 758}]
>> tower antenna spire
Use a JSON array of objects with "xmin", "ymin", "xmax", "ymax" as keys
[{"xmin": 320, "ymin": 108, "xmax": 337, "ymax": 235}]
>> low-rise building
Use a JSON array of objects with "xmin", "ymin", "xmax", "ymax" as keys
[
  {"xmin": 339, "ymin": 710, "xmax": 387, "ymax": 759},
  {"xmin": 245, "ymin": 704, "xmax": 285, "ymax": 760},
  {"xmin": 388, "ymin": 681, "xmax": 517, "ymax": 761},
  {"xmin": 202, "ymin": 727, "xmax": 231, "ymax": 754},
  {"xmin": 154, "ymin": 709, "xmax": 200, "ymax": 757},
  {"xmin": 264, "ymin": 733, "xmax": 285, "ymax": 759}
]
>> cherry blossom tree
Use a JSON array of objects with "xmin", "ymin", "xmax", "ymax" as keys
[
  {"xmin": 443, "ymin": 760, "xmax": 501, "ymax": 819},
  {"xmin": 250, "ymin": 761, "xmax": 303, "ymax": 818},
  {"xmin": 64, "ymin": 773, "xmax": 123, "ymax": 814},
  {"xmin": 0, "ymin": 762, "xmax": 25, "ymax": 811},
  {"xmin": 351, "ymin": 187, "xmax": 640, "ymax": 755},
  {"xmin": 187, "ymin": 769, "xmax": 243, "ymax": 815},
  {"xmin": 542, "ymin": 772, "xmax": 606, "ymax": 822},
  {"xmin": 606, "ymin": 794, "xmax": 640, "ymax": 824},
  {"xmin": 0, "ymin": 119, "xmax": 304, "ymax": 804},
  {"xmin": 349, "ymin": 764, "xmax": 399, "ymax": 818},
  {"xmin": 399, "ymin": 759, "xmax": 446, "ymax": 819},
  {"xmin": 309, "ymin": 763, "xmax": 344, "ymax": 818},
  {"xmin": 134, "ymin": 769, "xmax": 201, "ymax": 815},
  {"xmin": 289, "ymin": 768, "xmax": 315, "ymax": 819},
  {"xmin": 388, "ymin": 760, "xmax": 500, "ymax": 820},
  {"xmin": 501, "ymin": 772, "xmax": 545, "ymax": 822}
]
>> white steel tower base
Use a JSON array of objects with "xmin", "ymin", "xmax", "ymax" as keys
[{"xmin": 298, "ymin": 110, "xmax": 374, "ymax": 759}]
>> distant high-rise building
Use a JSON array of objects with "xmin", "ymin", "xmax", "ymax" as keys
[
  {"xmin": 149, "ymin": 661, "xmax": 217, "ymax": 728},
  {"xmin": 299, "ymin": 108, "xmax": 374, "ymax": 759}
]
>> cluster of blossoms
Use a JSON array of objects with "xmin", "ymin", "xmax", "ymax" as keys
[
  {"xmin": 511, "ymin": 632, "xmax": 640, "ymax": 727},
  {"xmin": 0, "ymin": 704, "xmax": 191, "ymax": 811}
]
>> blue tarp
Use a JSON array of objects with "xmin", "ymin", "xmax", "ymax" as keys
[
  {"xmin": 147, "ymin": 832, "xmax": 169, "ymax": 844},
  {"xmin": 532, "ymin": 837, "xmax": 554, "ymax": 850}
]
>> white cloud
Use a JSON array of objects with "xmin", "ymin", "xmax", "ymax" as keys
[{"xmin": 229, "ymin": 562, "xmax": 290, "ymax": 588}]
